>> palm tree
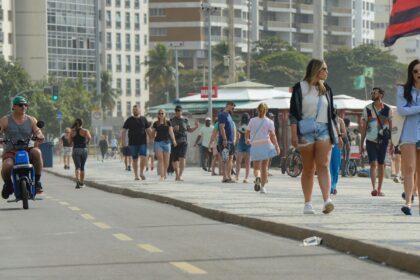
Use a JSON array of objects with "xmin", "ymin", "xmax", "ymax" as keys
[
  {"xmin": 100, "ymin": 71, "xmax": 119, "ymax": 115},
  {"xmin": 146, "ymin": 44, "xmax": 175, "ymax": 106},
  {"xmin": 212, "ymin": 41, "xmax": 229, "ymax": 84}
]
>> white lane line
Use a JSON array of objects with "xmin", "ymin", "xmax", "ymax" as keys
[
  {"xmin": 59, "ymin": 201, "xmax": 70, "ymax": 206},
  {"xmin": 68, "ymin": 206, "xmax": 81, "ymax": 211}
]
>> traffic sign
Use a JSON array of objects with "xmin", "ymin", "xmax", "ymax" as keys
[{"xmin": 56, "ymin": 111, "xmax": 63, "ymax": 120}]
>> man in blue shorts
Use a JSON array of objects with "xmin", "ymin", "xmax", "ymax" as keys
[
  {"xmin": 218, "ymin": 101, "xmax": 236, "ymax": 183},
  {"xmin": 121, "ymin": 105, "xmax": 152, "ymax": 181}
]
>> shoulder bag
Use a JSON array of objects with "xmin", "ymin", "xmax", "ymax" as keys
[{"xmin": 298, "ymin": 95, "xmax": 322, "ymax": 135}]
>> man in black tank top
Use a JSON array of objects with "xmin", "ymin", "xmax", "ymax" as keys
[{"xmin": 0, "ymin": 96, "xmax": 45, "ymax": 199}]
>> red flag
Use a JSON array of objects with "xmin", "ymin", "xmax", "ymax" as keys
[{"xmin": 383, "ymin": 0, "xmax": 420, "ymax": 47}]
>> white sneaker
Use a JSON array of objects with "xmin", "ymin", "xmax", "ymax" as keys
[
  {"xmin": 260, "ymin": 187, "xmax": 267, "ymax": 194},
  {"xmin": 322, "ymin": 201, "xmax": 335, "ymax": 214},
  {"xmin": 303, "ymin": 203, "xmax": 316, "ymax": 214}
]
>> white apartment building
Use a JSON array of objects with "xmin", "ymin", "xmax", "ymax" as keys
[
  {"xmin": 0, "ymin": 0, "xmax": 14, "ymax": 61},
  {"xmin": 259, "ymin": 0, "xmax": 375, "ymax": 54},
  {"xmin": 103, "ymin": 0, "xmax": 149, "ymax": 117},
  {"xmin": 149, "ymin": 0, "xmax": 250, "ymax": 69},
  {"xmin": 374, "ymin": 0, "xmax": 420, "ymax": 64}
]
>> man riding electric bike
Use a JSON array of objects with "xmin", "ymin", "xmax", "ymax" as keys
[{"xmin": 0, "ymin": 96, "xmax": 45, "ymax": 199}]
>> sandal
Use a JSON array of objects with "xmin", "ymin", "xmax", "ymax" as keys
[{"xmin": 371, "ymin": 189, "xmax": 378, "ymax": 196}]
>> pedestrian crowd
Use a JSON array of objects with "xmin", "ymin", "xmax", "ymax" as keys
[{"xmin": 48, "ymin": 59, "xmax": 420, "ymax": 216}]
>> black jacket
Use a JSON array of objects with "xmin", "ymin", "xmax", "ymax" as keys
[{"xmin": 289, "ymin": 81, "xmax": 338, "ymax": 144}]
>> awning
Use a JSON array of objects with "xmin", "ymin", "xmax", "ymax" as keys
[{"xmin": 147, "ymin": 101, "xmax": 250, "ymax": 114}]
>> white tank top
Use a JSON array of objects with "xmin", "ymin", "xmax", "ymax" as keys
[{"xmin": 300, "ymin": 81, "xmax": 329, "ymax": 123}]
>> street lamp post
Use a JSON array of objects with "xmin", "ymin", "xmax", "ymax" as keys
[
  {"xmin": 169, "ymin": 42, "xmax": 184, "ymax": 100},
  {"xmin": 201, "ymin": 2, "xmax": 219, "ymax": 120}
]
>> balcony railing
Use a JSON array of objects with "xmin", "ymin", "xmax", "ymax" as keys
[
  {"xmin": 267, "ymin": 21, "xmax": 290, "ymax": 29},
  {"xmin": 299, "ymin": 42, "xmax": 313, "ymax": 49},
  {"xmin": 267, "ymin": 1, "xmax": 294, "ymax": 9},
  {"xmin": 329, "ymin": 7, "xmax": 352, "ymax": 14},
  {"xmin": 298, "ymin": 23, "xmax": 313, "ymax": 30},
  {"xmin": 327, "ymin": 25, "xmax": 351, "ymax": 33}
]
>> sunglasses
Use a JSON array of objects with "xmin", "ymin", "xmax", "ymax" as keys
[
  {"xmin": 175, "ymin": 109, "xmax": 181, "ymax": 112},
  {"xmin": 16, "ymin": 104, "xmax": 28, "ymax": 108}
]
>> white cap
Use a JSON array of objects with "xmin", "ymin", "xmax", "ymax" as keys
[{"xmin": 205, "ymin": 117, "xmax": 211, "ymax": 121}]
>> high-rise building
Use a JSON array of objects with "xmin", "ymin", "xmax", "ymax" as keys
[
  {"xmin": 374, "ymin": 0, "xmax": 420, "ymax": 64},
  {"xmin": 12, "ymin": 0, "xmax": 97, "ymax": 85},
  {"xmin": 149, "ymin": 0, "xmax": 250, "ymax": 69},
  {"xmin": 0, "ymin": 0, "xmax": 13, "ymax": 61},
  {"xmin": 102, "ymin": 0, "xmax": 149, "ymax": 117},
  {"xmin": 259, "ymin": 0, "xmax": 375, "ymax": 54}
]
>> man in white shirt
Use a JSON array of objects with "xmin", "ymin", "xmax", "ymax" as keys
[{"xmin": 194, "ymin": 117, "xmax": 214, "ymax": 171}]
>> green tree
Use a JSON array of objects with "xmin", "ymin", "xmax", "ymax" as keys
[
  {"xmin": 91, "ymin": 71, "xmax": 120, "ymax": 116},
  {"xmin": 253, "ymin": 36, "xmax": 295, "ymax": 58},
  {"xmin": 325, "ymin": 44, "xmax": 405, "ymax": 104},
  {"xmin": 179, "ymin": 69, "xmax": 203, "ymax": 96},
  {"xmin": 146, "ymin": 44, "xmax": 175, "ymax": 106},
  {"xmin": 0, "ymin": 58, "xmax": 31, "ymax": 115},
  {"xmin": 251, "ymin": 50, "xmax": 309, "ymax": 87},
  {"xmin": 212, "ymin": 41, "xmax": 229, "ymax": 84}
]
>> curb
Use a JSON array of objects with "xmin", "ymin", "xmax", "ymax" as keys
[{"xmin": 45, "ymin": 169, "xmax": 420, "ymax": 276}]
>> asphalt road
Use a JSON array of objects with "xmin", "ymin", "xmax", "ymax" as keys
[{"xmin": 0, "ymin": 173, "xmax": 417, "ymax": 280}]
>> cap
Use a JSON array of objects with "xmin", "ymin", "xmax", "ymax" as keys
[
  {"xmin": 226, "ymin": 101, "xmax": 236, "ymax": 107},
  {"xmin": 13, "ymin": 96, "xmax": 28, "ymax": 105},
  {"xmin": 175, "ymin": 105, "xmax": 182, "ymax": 111},
  {"xmin": 205, "ymin": 117, "xmax": 211, "ymax": 121}
]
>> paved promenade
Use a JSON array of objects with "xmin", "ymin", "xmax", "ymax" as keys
[{"xmin": 46, "ymin": 157, "xmax": 420, "ymax": 275}]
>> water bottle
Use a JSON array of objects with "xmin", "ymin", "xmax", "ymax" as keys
[{"xmin": 302, "ymin": 236, "xmax": 322, "ymax": 246}]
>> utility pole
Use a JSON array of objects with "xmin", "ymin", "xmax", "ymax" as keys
[
  {"xmin": 201, "ymin": 2, "xmax": 219, "ymax": 119},
  {"xmin": 95, "ymin": 0, "xmax": 102, "ymax": 140},
  {"xmin": 246, "ymin": 0, "xmax": 251, "ymax": 80},
  {"xmin": 228, "ymin": 0, "xmax": 236, "ymax": 83},
  {"xmin": 313, "ymin": 0, "xmax": 324, "ymax": 60},
  {"xmin": 169, "ymin": 42, "xmax": 184, "ymax": 100}
]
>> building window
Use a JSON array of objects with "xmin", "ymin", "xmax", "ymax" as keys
[
  {"xmin": 144, "ymin": 78, "xmax": 148, "ymax": 90},
  {"xmin": 126, "ymin": 101, "xmax": 131, "ymax": 116},
  {"xmin": 106, "ymin": 11, "xmax": 112, "ymax": 28},
  {"xmin": 117, "ymin": 101, "xmax": 122, "ymax": 117},
  {"xmin": 150, "ymin": 8, "xmax": 165, "ymax": 17},
  {"xmin": 116, "ymin": 55, "xmax": 122, "ymax": 72},
  {"xmin": 116, "ymin": 78, "xmax": 122, "ymax": 95},
  {"xmin": 125, "ymin": 34, "xmax": 131, "ymax": 50},
  {"xmin": 116, "ymin": 0, "xmax": 121, "ymax": 7},
  {"xmin": 125, "ymin": 12, "xmax": 130, "ymax": 29},
  {"xmin": 144, "ymin": 35, "xmax": 147, "ymax": 46},
  {"xmin": 106, "ymin": 32, "xmax": 112, "ymax": 49},
  {"xmin": 144, "ymin": 13, "xmax": 147, "ymax": 24},
  {"xmin": 116, "ymin": 33, "xmax": 121, "ymax": 50},
  {"xmin": 106, "ymin": 0, "xmax": 111, "ymax": 6},
  {"xmin": 135, "ymin": 35, "xmax": 140, "ymax": 51},
  {"xmin": 125, "ymin": 0, "xmax": 130, "ymax": 8},
  {"xmin": 126, "ymin": 79, "xmax": 131, "ymax": 96},
  {"xmin": 135, "ymin": 79, "xmax": 141, "ymax": 96},
  {"xmin": 135, "ymin": 56, "xmax": 140, "ymax": 72},
  {"xmin": 134, "ymin": 0, "xmax": 139, "ymax": 8},
  {"xmin": 150, "ymin": 28, "xmax": 167, "ymax": 37},
  {"xmin": 107, "ymin": 54, "xmax": 112, "ymax": 71},
  {"xmin": 126, "ymin": 55, "xmax": 131, "ymax": 72},
  {"xmin": 116, "ymin": 12, "xmax": 121, "ymax": 29},
  {"xmin": 135, "ymin": 13, "xmax": 140, "ymax": 30}
]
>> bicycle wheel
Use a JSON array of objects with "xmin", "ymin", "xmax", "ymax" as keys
[
  {"xmin": 348, "ymin": 160, "xmax": 357, "ymax": 177},
  {"xmin": 19, "ymin": 179, "xmax": 29, "ymax": 210},
  {"xmin": 286, "ymin": 153, "xmax": 303, "ymax": 177}
]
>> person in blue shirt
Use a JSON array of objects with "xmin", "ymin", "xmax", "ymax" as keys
[
  {"xmin": 217, "ymin": 101, "xmax": 236, "ymax": 183},
  {"xmin": 396, "ymin": 59, "xmax": 420, "ymax": 215}
]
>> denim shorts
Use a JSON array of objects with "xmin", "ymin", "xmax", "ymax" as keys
[
  {"xmin": 129, "ymin": 144, "xmax": 147, "ymax": 159},
  {"xmin": 154, "ymin": 141, "xmax": 171, "ymax": 153},
  {"xmin": 298, "ymin": 122, "xmax": 330, "ymax": 146}
]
